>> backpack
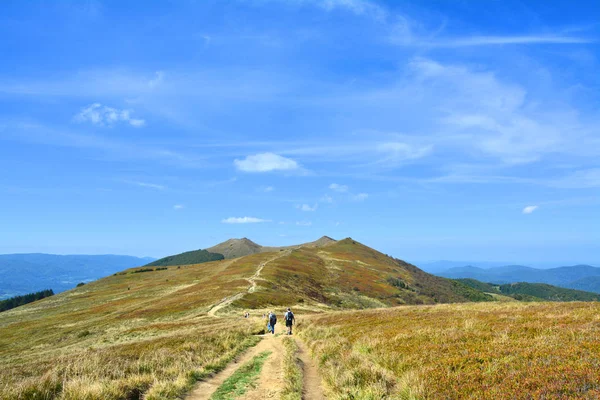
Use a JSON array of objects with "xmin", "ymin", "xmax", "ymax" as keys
[
  {"xmin": 269, "ymin": 314, "xmax": 277, "ymax": 324},
  {"xmin": 285, "ymin": 311, "xmax": 294, "ymax": 322}
]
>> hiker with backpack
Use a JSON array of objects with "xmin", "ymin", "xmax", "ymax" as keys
[
  {"xmin": 284, "ymin": 308, "xmax": 295, "ymax": 335},
  {"xmin": 268, "ymin": 311, "xmax": 277, "ymax": 334}
]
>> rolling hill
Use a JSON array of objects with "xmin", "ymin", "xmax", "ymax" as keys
[
  {"xmin": 2, "ymin": 236, "xmax": 600, "ymax": 399},
  {"xmin": 145, "ymin": 249, "xmax": 224, "ymax": 267},
  {"xmin": 0, "ymin": 253, "xmax": 155, "ymax": 299},
  {"xmin": 439, "ymin": 264, "xmax": 600, "ymax": 293},
  {"xmin": 457, "ymin": 278, "xmax": 600, "ymax": 302}
]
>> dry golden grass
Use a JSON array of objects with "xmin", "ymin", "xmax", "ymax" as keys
[
  {"xmin": 299, "ymin": 302, "xmax": 600, "ymax": 399},
  {"xmin": 0, "ymin": 259, "xmax": 265, "ymax": 400}
]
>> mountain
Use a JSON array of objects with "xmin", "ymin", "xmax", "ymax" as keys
[
  {"xmin": 0, "ymin": 253, "xmax": 154, "ymax": 299},
  {"xmin": 438, "ymin": 264, "xmax": 600, "ymax": 293},
  {"xmin": 416, "ymin": 260, "xmax": 514, "ymax": 274},
  {"xmin": 145, "ymin": 249, "xmax": 224, "ymax": 267},
  {"xmin": 3, "ymin": 236, "xmax": 597, "ymax": 399},
  {"xmin": 207, "ymin": 237, "xmax": 264, "ymax": 259},
  {"xmin": 457, "ymin": 278, "xmax": 600, "ymax": 302},
  {"xmin": 566, "ymin": 276, "xmax": 600, "ymax": 294},
  {"xmin": 207, "ymin": 236, "xmax": 337, "ymax": 259}
]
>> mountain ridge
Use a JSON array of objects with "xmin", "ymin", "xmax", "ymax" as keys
[
  {"xmin": 207, "ymin": 235, "xmax": 337, "ymax": 259},
  {"xmin": 439, "ymin": 264, "xmax": 600, "ymax": 293}
]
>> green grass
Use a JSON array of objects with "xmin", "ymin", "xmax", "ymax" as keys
[
  {"xmin": 281, "ymin": 337, "xmax": 303, "ymax": 400},
  {"xmin": 210, "ymin": 351, "xmax": 271, "ymax": 400}
]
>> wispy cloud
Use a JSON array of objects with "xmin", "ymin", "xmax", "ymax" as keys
[
  {"xmin": 549, "ymin": 168, "xmax": 600, "ymax": 189},
  {"xmin": 1, "ymin": 121, "xmax": 202, "ymax": 168},
  {"xmin": 173, "ymin": 204, "xmax": 184, "ymax": 210},
  {"xmin": 426, "ymin": 35, "xmax": 595, "ymax": 47},
  {"xmin": 352, "ymin": 193, "xmax": 369, "ymax": 201},
  {"xmin": 74, "ymin": 103, "xmax": 146, "ymax": 127},
  {"xmin": 234, "ymin": 152, "xmax": 299, "ymax": 172},
  {"xmin": 125, "ymin": 181, "xmax": 166, "ymax": 190},
  {"xmin": 296, "ymin": 221, "xmax": 312, "ymax": 226},
  {"xmin": 329, "ymin": 183, "xmax": 348, "ymax": 192},
  {"xmin": 221, "ymin": 216, "xmax": 270, "ymax": 224},
  {"xmin": 523, "ymin": 205, "xmax": 538, "ymax": 214},
  {"xmin": 321, "ymin": 194, "xmax": 334, "ymax": 203},
  {"xmin": 297, "ymin": 203, "xmax": 318, "ymax": 212}
]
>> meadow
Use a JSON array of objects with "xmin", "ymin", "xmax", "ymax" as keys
[
  {"xmin": 0, "ymin": 257, "xmax": 267, "ymax": 400},
  {"xmin": 299, "ymin": 302, "xmax": 600, "ymax": 399}
]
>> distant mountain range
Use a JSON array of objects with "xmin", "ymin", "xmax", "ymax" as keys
[
  {"xmin": 437, "ymin": 264, "xmax": 600, "ymax": 293},
  {"xmin": 457, "ymin": 279, "xmax": 600, "ymax": 302},
  {"xmin": 0, "ymin": 253, "xmax": 155, "ymax": 299}
]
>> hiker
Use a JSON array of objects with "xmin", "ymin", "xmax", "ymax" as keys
[
  {"xmin": 284, "ymin": 307, "xmax": 295, "ymax": 335},
  {"xmin": 268, "ymin": 311, "xmax": 277, "ymax": 334}
]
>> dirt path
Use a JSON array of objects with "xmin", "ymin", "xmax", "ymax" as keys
[
  {"xmin": 297, "ymin": 338, "xmax": 326, "ymax": 400},
  {"xmin": 207, "ymin": 252, "xmax": 289, "ymax": 317},
  {"xmin": 238, "ymin": 334, "xmax": 285, "ymax": 399},
  {"xmin": 190, "ymin": 250, "xmax": 329, "ymax": 399},
  {"xmin": 187, "ymin": 334, "xmax": 275, "ymax": 400}
]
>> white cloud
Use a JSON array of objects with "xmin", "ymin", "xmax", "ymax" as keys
[
  {"xmin": 221, "ymin": 217, "xmax": 270, "ymax": 224},
  {"xmin": 296, "ymin": 221, "xmax": 312, "ymax": 226},
  {"xmin": 353, "ymin": 193, "xmax": 369, "ymax": 201},
  {"xmin": 263, "ymin": 186, "xmax": 275, "ymax": 192},
  {"xmin": 329, "ymin": 183, "xmax": 348, "ymax": 192},
  {"xmin": 234, "ymin": 152, "xmax": 299, "ymax": 172},
  {"xmin": 375, "ymin": 142, "xmax": 433, "ymax": 166},
  {"xmin": 297, "ymin": 204, "xmax": 318, "ymax": 212},
  {"xmin": 428, "ymin": 35, "xmax": 594, "ymax": 47},
  {"xmin": 74, "ymin": 103, "xmax": 146, "ymax": 127},
  {"xmin": 173, "ymin": 204, "xmax": 184, "ymax": 210},
  {"xmin": 125, "ymin": 181, "xmax": 166, "ymax": 190},
  {"xmin": 148, "ymin": 71, "xmax": 164, "ymax": 88},
  {"xmin": 317, "ymin": 0, "xmax": 387, "ymax": 19},
  {"xmin": 522, "ymin": 205, "xmax": 538, "ymax": 214},
  {"xmin": 321, "ymin": 194, "xmax": 334, "ymax": 203},
  {"xmin": 405, "ymin": 58, "xmax": 567, "ymax": 165}
]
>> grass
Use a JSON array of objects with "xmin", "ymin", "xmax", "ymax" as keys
[
  {"xmin": 210, "ymin": 351, "xmax": 271, "ymax": 400},
  {"xmin": 298, "ymin": 302, "xmax": 600, "ymax": 399},
  {"xmin": 0, "ymin": 256, "xmax": 266, "ymax": 400},
  {"xmin": 281, "ymin": 337, "xmax": 303, "ymax": 400}
]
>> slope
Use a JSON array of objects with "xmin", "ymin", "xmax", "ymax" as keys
[
  {"xmin": 457, "ymin": 278, "xmax": 600, "ymax": 301},
  {"xmin": 230, "ymin": 238, "xmax": 492, "ymax": 310},
  {"xmin": 145, "ymin": 249, "xmax": 224, "ymax": 267}
]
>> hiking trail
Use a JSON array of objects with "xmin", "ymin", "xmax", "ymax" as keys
[
  {"xmin": 207, "ymin": 251, "xmax": 289, "ymax": 317},
  {"xmin": 186, "ymin": 333, "xmax": 326, "ymax": 400}
]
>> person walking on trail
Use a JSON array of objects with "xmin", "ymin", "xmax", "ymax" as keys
[
  {"xmin": 284, "ymin": 308, "xmax": 295, "ymax": 335},
  {"xmin": 268, "ymin": 311, "xmax": 277, "ymax": 334}
]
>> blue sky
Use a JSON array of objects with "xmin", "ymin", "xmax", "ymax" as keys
[{"xmin": 1, "ymin": 0, "xmax": 599, "ymax": 264}]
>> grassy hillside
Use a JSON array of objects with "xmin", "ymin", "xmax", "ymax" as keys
[
  {"xmin": 4, "ymin": 237, "xmax": 598, "ymax": 399},
  {"xmin": 0, "ymin": 257, "xmax": 266, "ymax": 399},
  {"xmin": 299, "ymin": 302, "xmax": 600, "ymax": 398},
  {"xmin": 145, "ymin": 249, "xmax": 224, "ymax": 267},
  {"xmin": 232, "ymin": 238, "xmax": 493, "ymax": 310},
  {"xmin": 457, "ymin": 278, "xmax": 600, "ymax": 301}
]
